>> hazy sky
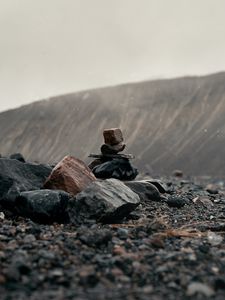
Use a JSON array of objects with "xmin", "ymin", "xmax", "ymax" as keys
[{"xmin": 1, "ymin": 0, "xmax": 225, "ymax": 112}]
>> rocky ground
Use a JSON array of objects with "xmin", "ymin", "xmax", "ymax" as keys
[{"xmin": 1, "ymin": 175, "xmax": 225, "ymax": 300}]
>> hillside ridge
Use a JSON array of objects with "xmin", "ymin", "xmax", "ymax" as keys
[{"xmin": 1, "ymin": 72, "xmax": 225, "ymax": 176}]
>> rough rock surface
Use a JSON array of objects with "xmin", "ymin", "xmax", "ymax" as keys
[
  {"xmin": 166, "ymin": 195, "xmax": 187, "ymax": 208},
  {"xmin": 124, "ymin": 181, "xmax": 161, "ymax": 202},
  {"xmin": 44, "ymin": 155, "xmax": 96, "ymax": 196},
  {"xmin": 147, "ymin": 179, "xmax": 168, "ymax": 193},
  {"xmin": 1, "ymin": 176, "xmax": 225, "ymax": 300},
  {"xmin": 0, "ymin": 158, "xmax": 52, "ymax": 210},
  {"xmin": 92, "ymin": 158, "xmax": 138, "ymax": 180},
  {"xmin": 68, "ymin": 179, "xmax": 140, "ymax": 223},
  {"xmin": 9, "ymin": 153, "xmax": 26, "ymax": 163},
  {"xmin": 103, "ymin": 128, "xmax": 123, "ymax": 145},
  {"xmin": 88, "ymin": 158, "xmax": 104, "ymax": 170},
  {"xmin": 15, "ymin": 190, "xmax": 70, "ymax": 224}
]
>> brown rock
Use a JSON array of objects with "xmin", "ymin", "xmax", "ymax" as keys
[
  {"xmin": 44, "ymin": 156, "xmax": 96, "ymax": 196},
  {"xmin": 103, "ymin": 128, "xmax": 123, "ymax": 145},
  {"xmin": 100, "ymin": 143, "xmax": 126, "ymax": 155}
]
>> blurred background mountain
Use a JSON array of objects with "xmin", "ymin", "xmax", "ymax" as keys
[{"xmin": 1, "ymin": 72, "xmax": 225, "ymax": 176}]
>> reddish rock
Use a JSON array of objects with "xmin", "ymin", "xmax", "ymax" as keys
[
  {"xmin": 44, "ymin": 156, "xmax": 96, "ymax": 196},
  {"xmin": 103, "ymin": 128, "xmax": 123, "ymax": 145}
]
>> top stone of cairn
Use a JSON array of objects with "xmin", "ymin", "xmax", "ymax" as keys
[{"xmin": 103, "ymin": 128, "xmax": 124, "ymax": 145}]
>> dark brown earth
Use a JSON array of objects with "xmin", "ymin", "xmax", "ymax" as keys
[
  {"xmin": 0, "ymin": 72, "xmax": 225, "ymax": 176},
  {"xmin": 1, "ymin": 175, "xmax": 225, "ymax": 300}
]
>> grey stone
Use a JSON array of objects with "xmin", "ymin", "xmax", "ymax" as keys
[
  {"xmin": 124, "ymin": 181, "xmax": 161, "ymax": 202},
  {"xmin": 166, "ymin": 195, "xmax": 187, "ymax": 208},
  {"xmin": 67, "ymin": 179, "xmax": 140, "ymax": 223},
  {"xmin": 186, "ymin": 282, "xmax": 215, "ymax": 297}
]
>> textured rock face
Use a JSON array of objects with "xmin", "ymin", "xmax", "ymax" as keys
[
  {"xmin": 124, "ymin": 181, "xmax": 161, "ymax": 202},
  {"xmin": 147, "ymin": 180, "xmax": 167, "ymax": 194},
  {"xmin": 15, "ymin": 190, "xmax": 70, "ymax": 224},
  {"xmin": 67, "ymin": 179, "xmax": 140, "ymax": 223},
  {"xmin": 44, "ymin": 156, "xmax": 96, "ymax": 196},
  {"xmin": 0, "ymin": 158, "xmax": 52, "ymax": 210},
  {"xmin": 92, "ymin": 158, "xmax": 138, "ymax": 180}
]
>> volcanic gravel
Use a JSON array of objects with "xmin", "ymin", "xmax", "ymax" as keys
[{"xmin": 1, "ymin": 176, "xmax": 225, "ymax": 300}]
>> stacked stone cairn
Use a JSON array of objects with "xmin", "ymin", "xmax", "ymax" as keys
[{"xmin": 89, "ymin": 128, "xmax": 138, "ymax": 180}]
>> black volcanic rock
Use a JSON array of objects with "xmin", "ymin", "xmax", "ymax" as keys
[
  {"xmin": 124, "ymin": 181, "xmax": 161, "ymax": 202},
  {"xmin": 166, "ymin": 195, "xmax": 187, "ymax": 208},
  {"xmin": 1, "ymin": 175, "xmax": 225, "ymax": 300},
  {"xmin": 92, "ymin": 158, "xmax": 138, "ymax": 180},
  {"xmin": 9, "ymin": 153, "xmax": 25, "ymax": 163},
  {"xmin": 147, "ymin": 180, "xmax": 168, "ymax": 194},
  {"xmin": 0, "ymin": 158, "xmax": 52, "ymax": 211},
  {"xmin": 67, "ymin": 179, "xmax": 140, "ymax": 223},
  {"xmin": 77, "ymin": 227, "xmax": 112, "ymax": 247},
  {"xmin": 15, "ymin": 190, "xmax": 70, "ymax": 224},
  {"xmin": 100, "ymin": 143, "xmax": 126, "ymax": 155}
]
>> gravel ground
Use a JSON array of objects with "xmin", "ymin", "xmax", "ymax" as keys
[{"xmin": 1, "ymin": 176, "xmax": 225, "ymax": 300}]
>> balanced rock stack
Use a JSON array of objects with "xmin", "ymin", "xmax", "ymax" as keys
[
  {"xmin": 101, "ymin": 128, "xmax": 126, "ymax": 155},
  {"xmin": 89, "ymin": 128, "xmax": 138, "ymax": 180}
]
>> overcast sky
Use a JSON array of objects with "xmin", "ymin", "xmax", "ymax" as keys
[{"xmin": 1, "ymin": 0, "xmax": 225, "ymax": 112}]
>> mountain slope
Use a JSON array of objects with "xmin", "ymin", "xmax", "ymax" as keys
[{"xmin": 1, "ymin": 72, "xmax": 225, "ymax": 176}]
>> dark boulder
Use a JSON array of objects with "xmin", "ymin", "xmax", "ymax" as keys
[
  {"xmin": 88, "ymin": 159, "xmax": 104, "ymax": 170},
  {"xmin": 0, "ymin": 158, "xmax": 52, "ymax": 211},
  {"xmin": 92, "ymin": 158, "xmax": 138, "ymax": 180},
  {"xmin": 9, "ymin": 153, "xmax": 26, "ymax": 163},
  {"xmin": 166, "ymin": 195, "xmax": 187, "ymax": 208},
  {"xmin": 15, "ymin": 190, "xmax": 70, "ymax": 224},
  {"xmin": 124, "ymin": 181, "xmax": 161, "ymax": 202},
  {"xmin": 67, "ymin": 179, "xmax": 140, "ymax": 224},
  {"xmin": 147, "ymin": 180, "xmax": 167, "ymax": 194},
  {"xmin": 173, "ymin": 170, "xmax": 183, "ymax": 177},
  {"xmin": 100, "ymin": 143, "xmax": 126, "ymax": 155}
]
